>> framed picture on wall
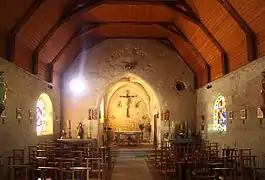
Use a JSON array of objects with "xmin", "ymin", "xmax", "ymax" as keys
[
  {"xmin": 29, "ymin": 110, "xmax": 33, "ymax": 120},
  {"xmin": 16, "ymin": 108, "xmax": 22, "ymax": 119},
  {"xmin": 257, "ymin": 108, "xmax": 264, "ymax": 118},
  {"xmin": 1, "ymin": 106, "xmax": 7, "ymax": 118},
  {"xmin": 228, "ymin": 111, "xmax": 234, "ymax": 120},
  {"xmin": 240, "ymin": 109, "xmax": 247, "ymax": 120}
]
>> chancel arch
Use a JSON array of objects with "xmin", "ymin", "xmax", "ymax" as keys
[
  {"xmin": 97, "ymin": 74, "xmax": 161, "ymax": 145},
  {"xmin": 36, "ymin": 93, "xmax": 54, "ymax": 136},
  {"xmin": 210, "ymin": 95, "xmax": 227, "ymax": 133}
]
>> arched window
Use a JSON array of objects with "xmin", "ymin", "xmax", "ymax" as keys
[
  {"xmin": 36, "ymin": 93, "xmax": 53, "ymax": 136},
  {"xmin": 213, "ymin": 95, "xmax": 227, "ymax": 133}
]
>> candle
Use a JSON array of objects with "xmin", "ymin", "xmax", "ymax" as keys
[
  {"xmin": 67, "ymin": 120, "xmax": 71, "ymax": 128},
  {"xmin": 68, "ymin": 120, "xmax": 72, "ymax": 138}
]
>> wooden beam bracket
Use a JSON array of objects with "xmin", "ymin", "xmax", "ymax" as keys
[
  {"xmin": 32, "ymin": 52, "xmax": 38, "ymax": 75},
  {"xmin": 164, "ymin": 0, "xmax": 200, "ymax": 24},
  {"xmin": 5, "ymin": 0, "xmax": 43, "ymax": 61},
  {"xmin": 217, "ymin": 0, "xmax": 257, "ymax": 61},
  {"xmin": 160, "ymin": 24, "xmax": 210, "ymax": 82},
  {"xmin": 165, "ymin": 0, "xmax": 229, "ymax": 75},
  {"xmin": 48, "ymin": 63, "xmax": 54, "ymax": 83}
]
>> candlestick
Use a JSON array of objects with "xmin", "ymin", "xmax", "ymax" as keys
[{"xmin": 68, "ymin": 120, "xmax": 72, "ymax": 138}]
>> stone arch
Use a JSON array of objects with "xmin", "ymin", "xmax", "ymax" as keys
[
  {"xmin": 36, "ymin": 93, "xmax": 53, "ymax": 136},
  {"xmin": 97, "ymin": 73, "xmax": 161, "ymax": 144}
]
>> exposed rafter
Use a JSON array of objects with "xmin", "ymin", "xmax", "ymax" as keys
[
  {"xmin": 217, "ymin": 0, "xmax": 257, "ymax": 61},
  {"xmin": 44, "ymin": 0, "xmax": 228, "ymax": 77},
  {"xmin": 164, "ymin": 0, "xmax": 200, "ymax": 24},
  {"xmin": 61, "ymin": 37, "xmax": 106, "ymax": 76},
  {"xmin": 50, "ymin": 22, "xmax": 206, "ymax": 75},
  {"xmin": 53, "ymin": 23, "xmax": 209, "ymax": 86},
  {"xmin": 34, "ymin": 0, "xmax": 190, "ymax": 61},
  {"xmin": 51, "ymin": 24, "xmax": 99, "ymax": 64},
  {"xmin": 52, "ymin": 22, "xmax": 168, "ymax": 64},
  {"xmin": 167, "ymin": 25, "xmax": 211, "ymax": 82},
  {"xmin": 47, "ymin": 63, "xmax": 54, "ymax": 83},
  {"xmin": 164, "ymin": 1, "xmax": 229, "ymax": 75},
  {"xmin": 32, "ymin": 0, "xmax": 102, "ymax": 75},
  {"xmin": 5, "ymin": 0, "xmax": 44, "ymax": 62}
]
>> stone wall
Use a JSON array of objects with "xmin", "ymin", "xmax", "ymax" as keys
[
  {"xmin": 197, "ymin": 56, "xmax": 265, "ymax": 166},
  {"xmin": 0, "ymin": 58, "xmax": 61, "ymax": 160},
  {"xmin": 63, "ymin": 39, "xmax": 196, "ymax": 139}
]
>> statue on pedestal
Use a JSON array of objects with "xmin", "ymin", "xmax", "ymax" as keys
[
  {"xmin": 60, "ymin": 130, "xmax": 67, "ymax": 139},
  {"xmin": 261, "ymin": 71, "xmax": 265, "ymax": 116},
  {"xmin": 145, "ymin": 123, "xmax": 151, "ymax": 141},
  {"xmin": 77, "ymin": 122, "xmax": 84, "ymax": 139}
]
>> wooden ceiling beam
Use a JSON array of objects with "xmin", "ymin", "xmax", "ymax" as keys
[
  {"xmin": 164, "ymin": 0, "xmax": 200, "ymax": 24},
  {"xmin": 172, "ymin": 25, "xmax": 210, "ymax": 82},
  {"xmin": 61, "ymin": 37, "xmax": 106, "ymax": 78},
  {"xmin": 52, "ymin": 23, "xmax": 167, "ymax": 65},
  {"xmin": 5, "ymin": 0, "xmax": 44, "ymax": 62},
  {"xmin": 52, "ymin": 23, "xmax": 207, "ymax": 87},
  {"xmin": 164, "ymin": 1, "xmax": 229, "ymax": 75},
  {"xmin": 47, "ymin": 63, "xmax": 54, "ymax": 83},
  {"xmin": 51, "ymin": 24, "xmax": 100, "ymax": 64},
  {"xmin": 51, "ymin": 22, "xmax": 192, "ymax": 65},
  {"xmin": 32, "ymin": 0, "xmax": 101, "ymax": 75},
  {"xmin": 34, "ymin": 0, "xmax": 181, "ymax": 60},
  {"xmin": 104, "ymin": 0, "xmax": 183, "ymax": 2},
  {"xmin": 161, "ymin": 24, "xmax": 210, "ymax": 82},
  {"xmin": 217, "ymin": 0, "xmax": 257, "ymax": 61}
]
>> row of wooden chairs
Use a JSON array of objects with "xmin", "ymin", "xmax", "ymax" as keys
[
  {"xmin": 4, "ymin": 140, "xmax": 116, "ymax": 180},
  {"xmin": 147, "ymin": 141, "xmax": 257, "ymax": 180}
]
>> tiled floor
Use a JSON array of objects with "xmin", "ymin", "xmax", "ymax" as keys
[{"xmin": 110, "ymin": 151, "xmax": 154, "ymax": 180}]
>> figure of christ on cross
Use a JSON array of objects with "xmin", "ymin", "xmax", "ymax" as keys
[{"xmin": 119, "ymin": 90, "xmax": 137, "ymax": 118}]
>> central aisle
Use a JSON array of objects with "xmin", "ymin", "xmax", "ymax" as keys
[{"xmin": 110, "ymin": 151, "xmax": 154, "ymax": 180}]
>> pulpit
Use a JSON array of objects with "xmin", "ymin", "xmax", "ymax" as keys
[{"xmin": 115, "ymin": 132, "xmax": 143, "ymax": 146}]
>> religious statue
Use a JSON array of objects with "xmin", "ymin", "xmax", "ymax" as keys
[
  {"xmin": 60, "ymin": 130, "xmax": 67, "ymax": 139},
  {"xmin": 0, "ymin": 72, "xmax": 6, "ymax": 115},
  {"xmin": 261, "ymin": 70, "xmax": 265, "ymax": 115},
  {"xmin": 123, "ymin": 61, "xmax": 137, "ymax": 70},
  {"xmin": 145, "ymin": 123, "xmax": 151, "ymax": 141},
  {"xmin": 119, "ymin": 90, "xmax": 137, "ymax": 118},
  {"xmin": 139, "ymin": 123, "xmax": 145, "ymax": 132},
  {"xmin": 175, "ymin": 123, "xmax": 181, "ymax": 134},
  {"xmin": 104, "ymin": 127, "xmax": 112, "ymax": 148},
  {"xmin": 163, "ymin": 110, "xmax": 170, "ymax": 121},
  {"xmin": 77, "ymin": 122, "xmax": 84, "ymax": 139}
]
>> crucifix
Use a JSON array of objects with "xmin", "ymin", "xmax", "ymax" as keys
[{"xmin": 119, "ymin": 90, "xmax": 137, "ymax": 118}]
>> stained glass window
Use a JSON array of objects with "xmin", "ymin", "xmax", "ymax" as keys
[
  {"xmin": 37, "ymin": 98, "xmax": 45, "ymax": 133},
  {"xmin": 36, "ymin": 93, "xmax": 53, "ymax": 136},
  {"xmin": 213, "ymin": 95, "xmax": 227, "ymax": 133}
]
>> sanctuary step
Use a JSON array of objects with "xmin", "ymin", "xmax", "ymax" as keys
[{"xmin": 113, "ymin": 151, "xmax": 148, "ymax": 159}]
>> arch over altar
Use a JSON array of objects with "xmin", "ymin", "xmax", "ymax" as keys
[{"xmin": 97, "ymin": 73, "xmax": 161, "ymax": 146}]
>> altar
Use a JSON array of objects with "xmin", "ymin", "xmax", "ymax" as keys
[{"xmin": 115, "ymin": 131, "xmax": 143, "ymax": 146}]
